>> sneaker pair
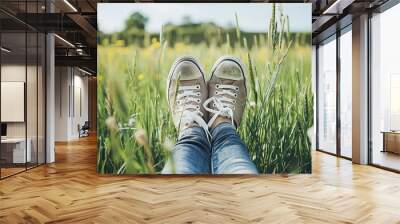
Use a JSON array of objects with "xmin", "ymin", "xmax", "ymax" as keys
[{"xmin": 167, "ymin": 56, "xmax": 247, "ymax": 136}]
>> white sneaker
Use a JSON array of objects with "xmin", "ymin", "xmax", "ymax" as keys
[
  {"xmin": 167, "ymin": 56, "xmax": 209, "ymax": 135},
  {"xmin": 203, "ymin": 56, "xmax": 247, "ymax": 129}
]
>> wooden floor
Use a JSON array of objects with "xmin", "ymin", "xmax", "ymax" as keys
[
  {"xmin": 372, "ymin": 150, "xmax": 400, "ymax": 171},
  {"xmin": 1, "ymin": 163, "xmax": 44, "ymax": 178},
  {"xmin": 0, "ymin": 167, "xmax": 26, "ymax": 178},
  {"xmin": 1, "ymin": 135, "xmax": 400, "ymax": 223}
]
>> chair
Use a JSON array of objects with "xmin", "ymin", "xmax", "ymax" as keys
[{"xmin": 79, "ymin": 121, "xmax": 90, "ymax": 138}]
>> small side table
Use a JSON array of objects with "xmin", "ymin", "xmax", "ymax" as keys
[{"xmin": 381, "ymin": 131, "xmax": 400, "ymax": 154}]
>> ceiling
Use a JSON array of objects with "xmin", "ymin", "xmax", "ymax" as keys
[
  {"xmin": 0, "ymin": 0, "xmax": 395, "ymax": 74},
  {"xmin": 311, "ymin": 0, "xmax": 391, "ymax": 43},
  {"xmin": 0, "ymin": 0, "xmax": 98, "ymax": 74}
]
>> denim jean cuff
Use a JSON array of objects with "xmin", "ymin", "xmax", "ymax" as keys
[
  {"xmin": 178, "ymin": 126, "xmax": 206, "ymax": 140},
  {"xmin": 211, "ymin": 122, "xmax": 235, "ymax": 136}
]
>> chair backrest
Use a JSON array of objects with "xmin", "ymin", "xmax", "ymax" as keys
[{"xmin": 82, "ymin": 121, "xmax": 90, "ymax": 129}]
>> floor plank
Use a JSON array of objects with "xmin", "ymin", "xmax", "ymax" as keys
[{"xmin": 0, "ymin": 135, "xmax": 399, "ymax": 223}]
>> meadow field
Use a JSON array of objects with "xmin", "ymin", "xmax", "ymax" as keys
[{"xmin": 97, "ymin": 7, "xmax": 313, "ymax": 174}]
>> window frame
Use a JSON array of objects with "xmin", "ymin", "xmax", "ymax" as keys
[{"xmin": 315, "ymin": 23, "xmax": 352, "ymax": 160}]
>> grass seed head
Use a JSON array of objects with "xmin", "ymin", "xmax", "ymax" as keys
[
  {"xmin": 106, "ymin": 116, "xmax": 118, "ymax": 131},
  {"xmin": 135, "ymin": 129, "xmax": 149, "ymax": 146}
]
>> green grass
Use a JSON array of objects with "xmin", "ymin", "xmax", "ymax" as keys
[{"xmin": 97, "ymin": 6, "xmax": 313, "ymax": 174}]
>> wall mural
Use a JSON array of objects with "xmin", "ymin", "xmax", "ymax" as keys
[{"xmin": 97, "ymin": 3, "xmax": 313, "ymax": 174}]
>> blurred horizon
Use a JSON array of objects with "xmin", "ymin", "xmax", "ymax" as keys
[{"xmin": 98, "ymin": 3, "xmax": 311, "ymax": 34}]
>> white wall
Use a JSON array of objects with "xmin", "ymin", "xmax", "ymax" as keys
[
  {"xmin": 1, "ymin": 65, "xmax": 26, "ymax": 139},
  {"xmin": 72, "ymin": 73, "xmax": 89, "ymax": 138},
  {"xmin": 1, "ymin": 63, "xmax": 46, "ymax": 163},
  {"xmin": 1, "ymin": 65, "xmax": 26, "ymax": 81},
  {"xmin": 1, "ymin": 65, "xmax": 38, "ymax": 137},
  {"xmin": 55, "ymin": 67, "xmax": 69, "ymax": 141},
  {"xmin": 55, "ymin": 67, "xmax": 89, "ymax": 141}
]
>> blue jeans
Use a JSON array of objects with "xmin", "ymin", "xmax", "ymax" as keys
[{"xmin": 162, "ymin": 123, "xmax": 258, "ymax": 174}]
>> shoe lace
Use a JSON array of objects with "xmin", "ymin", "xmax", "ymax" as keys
[
  {"xmin": 176, "ymin": 84, "xmax": 210, "ymax": 140},
  {"xmin": 203, "ymin": 84, "xmax": 239, "ymax": 128}
]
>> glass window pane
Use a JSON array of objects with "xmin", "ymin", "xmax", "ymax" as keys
[
  {"xmin": 371, "ymin": 4, "xmax": 400, "ymax": 171},
  {"xmin": 27, "ymin": 0, "xmax": 40, "ymax": 169},
  {"xmin": 340, "ymin": 29, "xmax": 352, "ymax": 158},
  {"xmin": 318, "ymin": 37, "xmax": 337, "ymax": 154},
  {"xmin": 38, "ymin": 32, "xmax": 45, "ymax": 165},
  {"xmin": 27, "ymin": 31, "xmax": 38, "ymax": 169},
  {"xmin": 0, "ymin": 0, "xmax": 46, "ymax": 179},
  {"xmin": 1, "ymin": 31, "xmax": 27, "ymax": 177}
]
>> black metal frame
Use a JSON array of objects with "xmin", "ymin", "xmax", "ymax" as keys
[
  {"xmin": 367, "ymin": 10, "xmax": 372, "ymax": 166},
  {"xmin": 315, "ymin": 44, "xmax": 319, "ymax": 151},
  {"xmin": 336, "ymin": 25, "xmax": 341, "ymax": 158},
  {"xmin": 315, "ymin": 19, "xmax": 352, "ymax": 161},
  {"xmin": 0, "ymin": 0, "xmax": 47, "ymax": 180}
]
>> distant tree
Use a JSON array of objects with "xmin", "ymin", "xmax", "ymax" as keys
[
  {"xmin": 124, "ymin": 12, "xmax": 149, "ymax": 31},
  {"xmin": 182, "ymin": 15, "xmax": 192, "ymax": 25}
]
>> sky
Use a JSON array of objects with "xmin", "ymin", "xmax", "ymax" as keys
[{"xmin": 98, "ymin": 3, "xmax": 311, "ymax": 34}]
